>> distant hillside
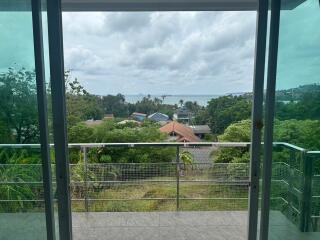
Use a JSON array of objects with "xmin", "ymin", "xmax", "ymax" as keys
[
  {"xmin": 276, "ymin": 83, "xmax": 320, "ymax": 101},
  {"xmin": 233, "ymin": 83, "xmax": 320, "ymax": 102}
]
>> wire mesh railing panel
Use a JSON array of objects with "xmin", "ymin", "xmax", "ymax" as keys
[
  {"xmin": 179, "ymin": 198, "xmax": 249, "ymax": 211},
  {"xmin": 85, "ymin": 163, "xmax": 177, "ymax": 182},
  {"xmin": 271, "ymin": 162, "xmax": 290, "ymax": 181},
  {"xmin": 0, "ymin": 160, "xmax": 304, "ymax": 214},
  {"xmin": 0, "ymin": 164, "xmax": 43, "ymax": 182},
  {"xmin": 310, "ymin": 153, "xmax": 320, "ymax": 231},
  {"xmin": 180, "ymin": 146, "xmax": 215, "ymax": 164},
  {"xmin": 269, "ymin": 145, "xmax": 312, "ymax": 230},
  {"xmin": 0, "ymin": 164, "xmax": 45, "ymax": 213},
  {"xmin": 178, "ymin": 163, "xmax": 250, "ymax": 182},
  {"xmin": 179, "ymin": 182, "xmax": 249, "ymax": 211},
  {"xmin": 1, "ymin": 142, "xmax": 320, "ymax": 232},
  {"xmin": 67, "ymin": 161, "xmax": 251, "ymax": 212}
]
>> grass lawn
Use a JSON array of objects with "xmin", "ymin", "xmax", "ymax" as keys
[{"xmin": 71, "ymin": 181, "xmax": 249, "ymax": 212}]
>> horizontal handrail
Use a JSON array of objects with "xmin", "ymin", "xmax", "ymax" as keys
[
  {"xmin": 0, "ymin": 142, "xmax": 251, "ymax": 148},
  {"xmin": 0, "ymin": 142, "xmax": 314, "ymax": 151},
  {"xmin": 306, "ymin": 151, "xmax": 320, "ymax": 155},
  {"xmin": 0, "ymin": 162, "xmax": 249, "ymax": 166},
  {"xmin": 273, "ymin": 142, "xmax": 306, "ymax": 152}
]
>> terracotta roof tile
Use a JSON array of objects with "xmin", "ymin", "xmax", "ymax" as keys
[{"xmin": 159, "ymin": 121, "xmax": 200, "ymax": 142}]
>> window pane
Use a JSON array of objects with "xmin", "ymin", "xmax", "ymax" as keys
[
  {"xmin": 268, "ymin": 0, "xmax": 320, "ymax": 238},
  {"xmin": 0, "ymin": 1, "xmax": 48, "ymax": 239},
  {"xmin": 62, "ymin": 11, "xmax": 257, "ymax": 240}
]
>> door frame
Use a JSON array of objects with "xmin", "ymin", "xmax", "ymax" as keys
[
  {"xmin": 259, "ymin": 0, "xmax": 281, "ymax": 239},
  {"xmin": 42, "ymin": 1, "xmax": 271, "ymax": 239}
]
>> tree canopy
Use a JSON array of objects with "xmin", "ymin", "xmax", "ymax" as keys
[
  {"xmin": 0, "ymin": 68, "xmax": 39, "ymax": 143},
  {"xmin": 68, "ymin": 120, "xmax": 175, "ymax": 164},
  {"xmin": 205, "ymin": 95, "xmax": 252, "ymax": 134},
  {"xmin": 214, "ymin": 118, "xmax": 320, "ymax": 163}
]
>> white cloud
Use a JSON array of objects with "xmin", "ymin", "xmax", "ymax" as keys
[{"xmin": 62, "ymin": 11, "xmax": 257, "ymax": 95}]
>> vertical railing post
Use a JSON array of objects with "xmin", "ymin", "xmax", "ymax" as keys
[
  {"xmin": 83, "ymin": 147, "xmax": 89, "ymax": 212},
  {"xmin": 288, "ymin": 149, "xmax": 295, "ymax": 217},
  {"xmin": 176, "ymin": 146, "xmax": 180, "ymax": 211},
  {"xmin": 300, "ymin": 151, "xmax": 313, "ymax": 232}
]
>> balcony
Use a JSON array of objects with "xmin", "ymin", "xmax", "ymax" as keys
[{"xmin": 1, "ymin": 142, "xmax": 319, "ymax": 240}]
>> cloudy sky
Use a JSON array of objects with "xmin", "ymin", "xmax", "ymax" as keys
[
  {"xmin": 62, "ymin": 11, "xmax": 257, "ymax": 95},
  {"xmin": 1, "ymin": 0, "xmax": 319, "ymax": 95}
]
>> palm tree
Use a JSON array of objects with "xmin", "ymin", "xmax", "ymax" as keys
[{"xmin": 179, "ymin": 99, "xmax": 184, "ymax": 107}]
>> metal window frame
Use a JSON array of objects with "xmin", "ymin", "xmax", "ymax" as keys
[
  {"xmin": 259, "ymin": 0, "xmax": 281, "ymax": 239},
  {"xmin": 43, "ymin": 1, "xmax": 271, "ymax": 240},
  {"xmin": 47, "ymin": 0, "xmax": 73, "ymax": 239},
  {"xmin": 60, "ymin": 0, "xmax": 258, "ymax": 11},
  {"xmin": 31, "ymin": 0, "xmax": 56, "ymax": 239},
  {"xmin": 247, "ymin": 0, "xmax": 268, "ymax": 240}
]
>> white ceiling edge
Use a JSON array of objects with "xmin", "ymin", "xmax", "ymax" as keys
[
  {"xmin": 0, "ymin": 0, "xmax": 307, "ymax": 11},
  {"xmin": 61, "ymin": 0, "xmax": 308, "ymax": 11}
]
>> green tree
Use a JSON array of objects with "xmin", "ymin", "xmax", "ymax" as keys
[
  {"xmin": 276, "ymin": 91, "xmax": 320, "ymax": 121},
  {"xmin": 273, "ymin": 119, "xmax": 320, "ymax": 150},
  {"xmin": 68, "ymin": 123, "xmax": 95, "ymax": 143},
  {"xmin": 179, "ymin": 99, "xmax": 184, "ymax": 107},
  {"xmin": 67, "ymin": 120, "xmax": 175, "ymax": 164},
  {"xmin": 214, "ymin": 118, "xmax": 320, "ymax": 163},
  {"xmin": 184, "ymin": 101, "xmax": 201, "ymax": 114},
  {"xmin": 134, "ymin": 96, "xmax": 160, "ymax": 115},
  {"xmin": 101, "ymin": 94, "xmax": 129, "ymax": 117},
  {"xmin": 0, "ymin": 68, "xmax": 39, "ymax": 143},
  {"xmin": 65, "ymin": 73, "xmax": 103, "ymax": 128},
  {"xmin": 214, "ymin": 120, "xmax": 251, "ymax": 163},
  {"xmin": 206, "ymin": 95, "xmax": 252, "ymax": 134}
]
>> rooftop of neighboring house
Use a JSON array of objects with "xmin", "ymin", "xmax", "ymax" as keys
[
  {"xmin": 148, "ymin": 112, "xmax": 169, "ymax": 122},
  {"xmin": 175, "ymin": 107, "xmax": 190, "ymax": 115},
  {"xmin": 159, "ymin": 121, "xmax": 200, "ymax": 142},
  {"xmin": 131, "ymin": 112, "xmax": 147, "ymax": 117},
  {"xmin": 189, "ymin": 125, "xmax": 211, "ymax": 134}
]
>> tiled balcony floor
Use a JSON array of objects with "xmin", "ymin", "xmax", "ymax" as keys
[
  {"xmin": 71, "ymin": 211, "xmax": 319, "ymax": 240},
  {"xmin": 72, "ymin": 211, "xmax": 248, "ymax": 240},
  {"xmin": 1, "ymin": 211, "xmax": 320, "ymax": 240}
]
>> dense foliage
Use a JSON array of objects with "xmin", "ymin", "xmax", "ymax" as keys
[
  {"xmin": 214, "ymin": 119, "xmax": 320, "ymax": 163},
  {"xmin": 65, "ymin": 74, "xmax": 104, "ymax": 127},
  {"xmin": 0, "ymin": 68, "xmax": 39, "ymax": 143},
  {"xmin": 276, "ymin": 83, "xmax": 320, "ymax": 102},
  {"xmin": 68, "ymin": 120, "xmax": 175, "ymax": 164},
  {"xmin": 276, "ymin": 90, "xmax": 320, "ymax": 120},
  {"xmin": 101, "ymin": 94, "xmax": 129, "ymax": 117},
  {"xmin": 202, "ymin": 95, "xmax": 252, "ymax": 134},
  {"xmin": 214, "ymin": 120, "xmax": 251, "ymax": 163}
]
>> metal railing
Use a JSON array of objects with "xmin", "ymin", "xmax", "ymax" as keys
[{"xmin": 0, "ymin": 142, "xmax": 320, "ymax": 232}]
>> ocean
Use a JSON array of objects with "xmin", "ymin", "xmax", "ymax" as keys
[{"xmin": 124, "ymin": 95, "xmax": 221, "ymax": 106}]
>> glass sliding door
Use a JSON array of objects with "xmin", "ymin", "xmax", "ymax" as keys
[
  {"xmin": 0, "ymin": 0, "xmax": 54, "ymax": 239},
  {"xmin": 61, "ymin": 9, "xmax": 258, "ymax": 240},
  {"xmin": 263, "ymin": 0, "xmax": 320, "ymax": 239}
]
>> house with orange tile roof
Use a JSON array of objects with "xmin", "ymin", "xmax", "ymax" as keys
[{"xmin": 159, "ymin": 121, "xmax": 200, "ymax": 142}]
